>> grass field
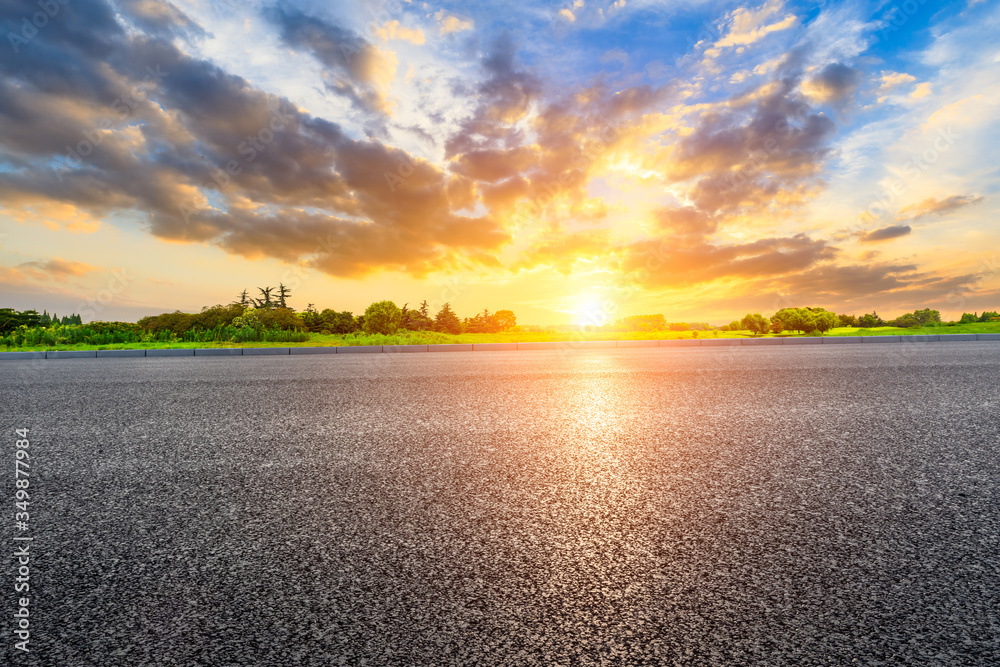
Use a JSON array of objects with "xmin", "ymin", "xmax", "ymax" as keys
[{"xmin": 4, "ymin": 321, "xmax": 999, "ymax": 352}]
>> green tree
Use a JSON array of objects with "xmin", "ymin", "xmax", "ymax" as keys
[
  {"xmin": 814, "ymin": 311, "xmax": 839, "ymax": 335},
  {"xmin": 740, "ymin": 313, "xmax": 770, "ymax": 337},
  {"xmin": 435, "ymin": 303, "xmax": 462, "ymax": 335},
  {"xmin": 728, "ymin": 320, "xmax": 741, "ymax": 331},
  {"xmin": 237, "ymin": 289, "xmax": 250, "ymax": 307},
  {"xmin": 770, "ymin": 318, "xmax": 784, "ymax": 334},
  {"xmin": 39, "ymin": 310, "xmax": 51, "ymax": 327},
  {"xmin": 363, "ymin": 301, "xmax": 401, "ymax": 335},
  {"xmin": 959, "ymin": 312, "xmax": 978, "ymax": 324},
  {"xmin": 838, "ymin": 313, "xmax": 857, "ymax": 327},
  {"xmin": 858, "ymin": 311, "xmax": 884, "ymax": 328}
]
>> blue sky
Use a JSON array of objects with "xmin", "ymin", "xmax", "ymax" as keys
[{"xmin": 1, "ymin": 0, "xmax": 997, "ymax": 324}]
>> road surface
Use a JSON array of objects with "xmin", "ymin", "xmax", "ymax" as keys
[{"xmin": 2, "ymin": 344, "xmax": 998, "ymax": 665}]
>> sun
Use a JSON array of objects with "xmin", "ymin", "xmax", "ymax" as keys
[{"xmin": 574, "ymin": 295, "xmax": 610, "ymax": 328}]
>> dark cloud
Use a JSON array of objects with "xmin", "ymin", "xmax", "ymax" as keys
[
  {"xmin": 267, "ymin": 7, "xmax": 396, "ymax": 120},
  {"xmin": 0, "ymin": 0, "xmax": 510, "ymax": 279},
  {"xmin": 804, "ymin": 63, "xmax": 862, "ymax": 104},
  {"xmin": 859, "ymin": 225, "xmax": 911, "ymax": 243},
  {"xmin": 668, "ymin": 74, "xmax": 837, "ymax": 217},
  {"xmin": 115, "ymin": 0, "xmax": 205, "ymax": 39},
  {"xmin": 444, "ymin": 33, "xmax": 542, "ymax": 157}
]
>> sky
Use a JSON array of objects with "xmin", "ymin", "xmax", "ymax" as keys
[{"xmin": 1, "ymin": 0, "xmax": 998, "ymax": 325}]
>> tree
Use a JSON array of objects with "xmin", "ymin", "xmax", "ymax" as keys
[
  {"xmin": 978, "ymin": 310, "xmax": 999, "ymax": 322},
  {"xmin": 435, "ymin": 303, "xmax": 462, "ymax": 335},
  {"xmin": 728, "ymin": 320, "xmax": 741, "ymax": 331},
  {"xmin": 256, "ymin": 286, "xmax": 274, "ymax": 309},
  {"xmin": 814, "ymin": 311, "xmax": 839, "ymax": 335},
  {"xmin": 959, "ymin": 312, "xmax": 978, "ymax": 324},
  {"xmin": 858, "ymin": 311, "xmax": 884, "ymax": 328},
  {"xmin": 237, "ymin": 289, "xmax": 250, "ymax": 307},
  {"xmin": 740, "ymin": 313, "xmax": 770, "ymax": 337},
  {"xmin": 770, "ymin": 318, "xmax": 784, "ymax": 334},
  {"xmin": 39, "ymin": 310, "xmax": 51, "ymax": 327},
  {"xmin": 494, "ymin": 309, "xmax": 516, "ymax": 332},
  {"xmin": 277, "ymin": 283, "xmax": 292, "ymax": 309},
  {"xmin": 838, "ymin": 313, "xmax": 857, "ymax": 327},
  {"xmin": 400, "ymin": 303, "xmax": 434, "ymax": 331},
  {"xmin": 363, "ymin": 301, "xmax": 401, "ymax": 335}
]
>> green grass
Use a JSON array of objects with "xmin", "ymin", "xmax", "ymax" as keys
[{"xmin": 4, "ymin": 321, "xmax": 998, "ymax": 352}]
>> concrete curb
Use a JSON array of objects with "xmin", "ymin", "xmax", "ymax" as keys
[
  {"xmin": 474, "ymin": 343, "xmax": 516, "ymax": 351},
  {"xmin": 702, "ymin": 339, "xmax": 741, "ymax": 346},
  {"xmin": 429, "ymin": 344, "xmax": 474, "ymax": 352},
  {"xmin": 616, "ymin": 340, "xmax": 658, "ymax": 348},
  {"xmin": 46, "ymin": 350, "xmax": 97, "ymax": 359},
  {"xmin": 96, "ymin": 349, "xmax": 146, "ymax": 358},
  {"xmin": 0, "ymin": 351, "xmax": 46, "ymax": 360},
  {"xmin": 659, "ymin": 339, "xmax": 701, "ymax": 347},
  {"xmin": 195, "ymin": 348, "xmax": 243, "ymax": 356},
  {"xmin": 4, "ymin": 334, "xmax": 997, "ymax": 361}
]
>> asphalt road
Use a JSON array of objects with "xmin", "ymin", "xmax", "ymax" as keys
[{"xmin": 2, "ymin": 344, "xmax": 999, "ymax": 665}]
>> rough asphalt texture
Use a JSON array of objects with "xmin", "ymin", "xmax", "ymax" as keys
[{"xmin": 1, "ymin": 344, "xmax": 999, "ymax": 666}]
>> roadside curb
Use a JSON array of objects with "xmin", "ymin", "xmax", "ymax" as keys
[{"xmin": 1, "ymin": 334, "xmax": 996, "ymax": 361}]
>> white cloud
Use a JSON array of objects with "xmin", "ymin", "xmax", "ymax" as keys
[{"xmin": 714, "ymin": 0, "xmax": 799, "ymax": 49}]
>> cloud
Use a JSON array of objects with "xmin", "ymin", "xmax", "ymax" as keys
[
  {"xmin": 268, "ymin": 8, "xmax": 398, "ymax": 117},
  {"xmin": 714, "ymin": 0, "xmax": 799, "ymax": 49},
  {"xmin": 624, "ymin": 234, "xmax": 837, "ymax": 288},
  {"xmin": 116, "ymin": 0, "xmax": 204, "ymax": 39},
  {"xmin": 600, "ymin": 48, "xmax": 629, "ymax": 67},
  {"xmin": 373, "ymin": 20, "xmax": 425, "ymax": 45},
  {"xmin": 0, "ymin": 0, "xmax": 511, "ymax": 280},
  {"xmin": 664, "ymin": 71, "xmax": 837, "ymax": 217},
  {"xmin": 859, "ymin": 225, "xmax": 911, "ymax": 243},
  {"xmin": 19, "ymin": 258, "xmax": 99, "ymax": 280},
  {"xmin": 512, "ymin": 230, "xmax": 613, "ymax": 275},
  {"xmin": 802, "ymin": 63, "xmax": 862, "ymax": 104},
  {"xmin": 878, "ymin": 70, "xmax": 916, "ymax": 91},
  {"xmin": 909, "ymin": 82, "xmax": 933, "ymax": 99},
  {"xmin": 434, "ymin": 11, "xmax": 474, "ymax": 35},
  {"xmin": 897, "ymin": 195, "xmax": 984, "ymax": 221},
  {"xmin": 559, "ymin": 8, "xmax": 577, "ymax": 22}
]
